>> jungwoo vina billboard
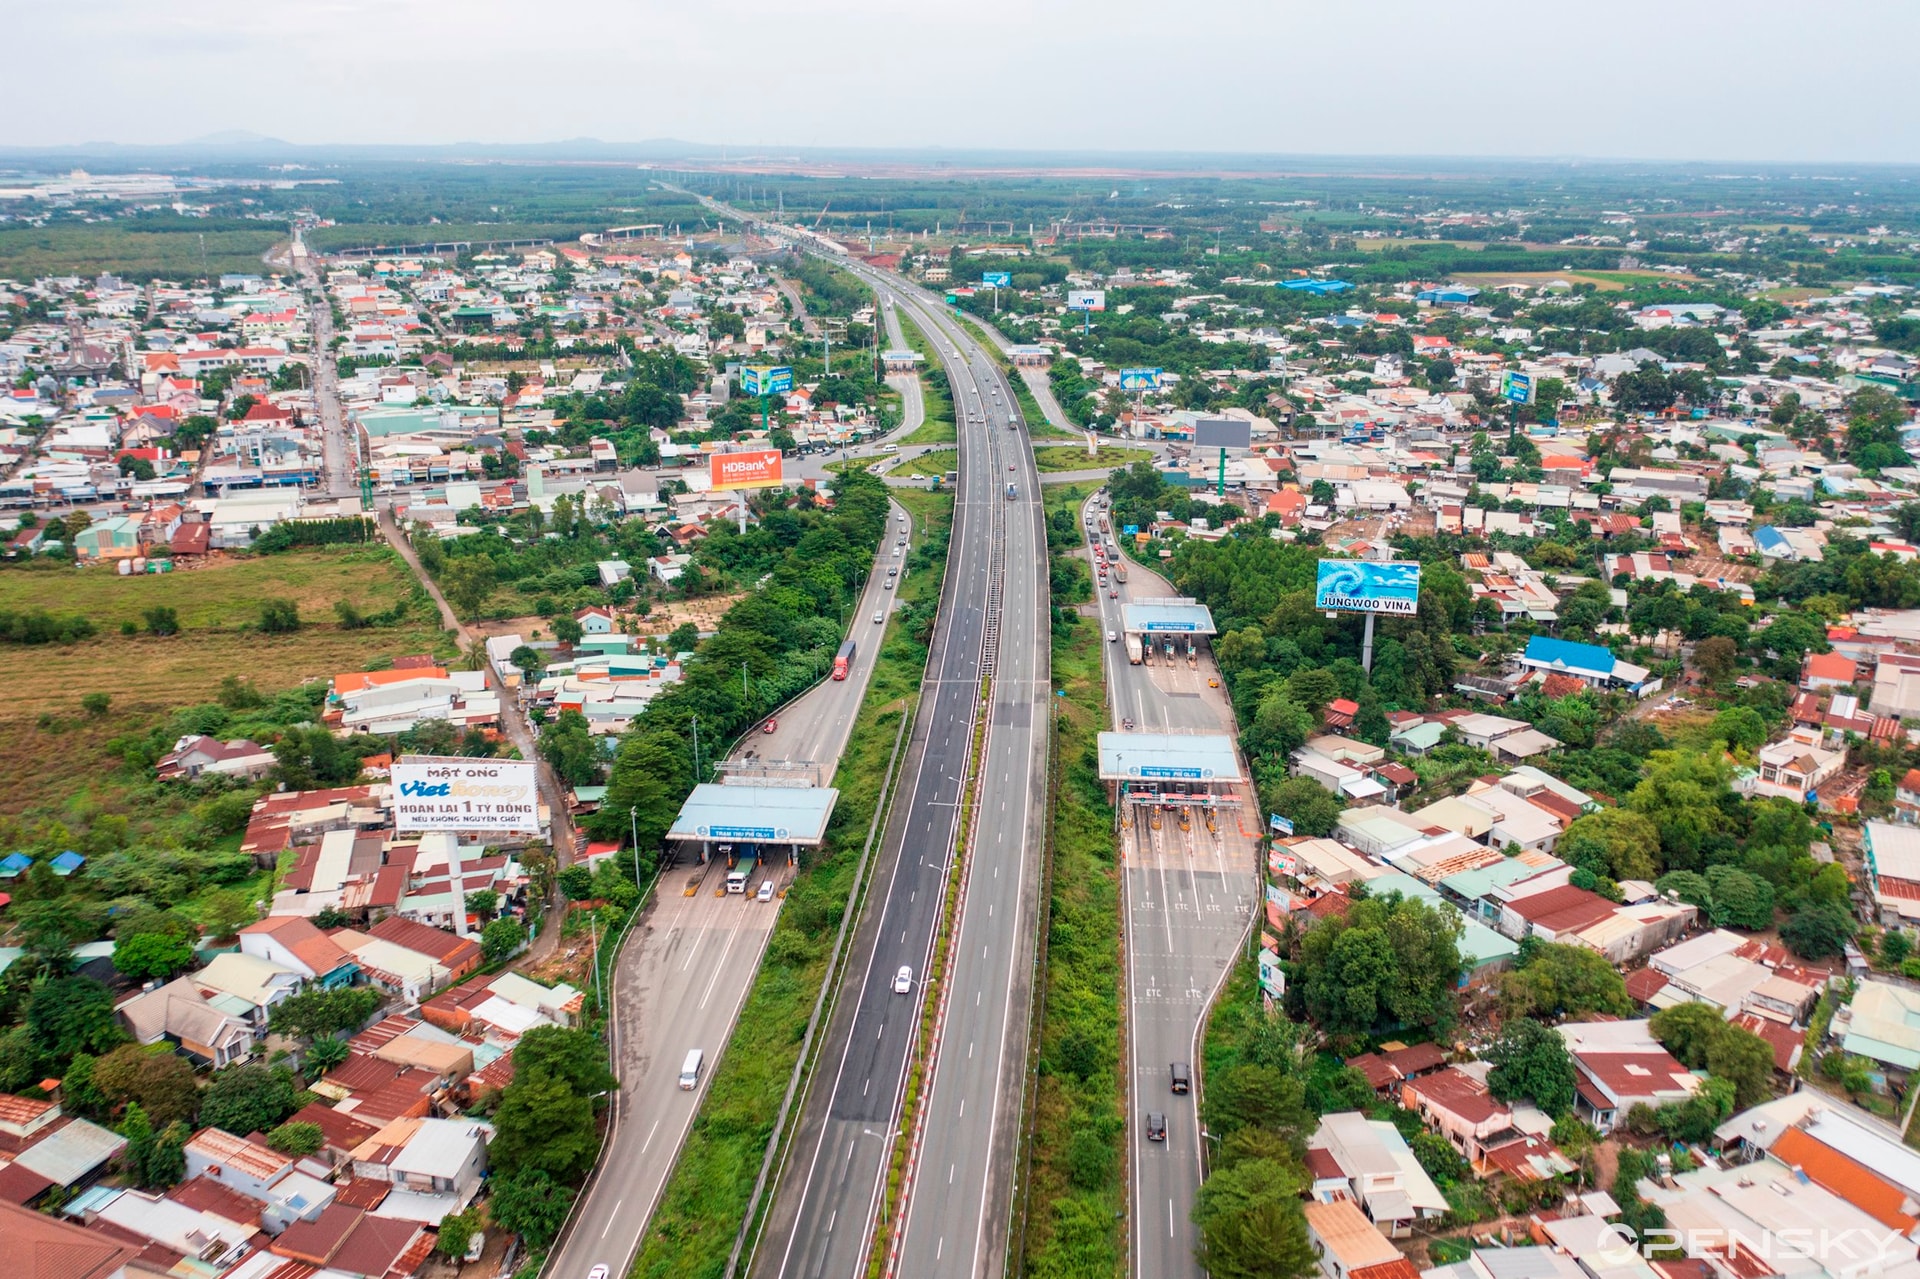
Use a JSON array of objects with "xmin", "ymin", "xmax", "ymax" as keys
[
  {"xmin": 710, "ymin": 448, "xmax": 784, "ymax": 491},
  {"xmin": 740, "ymin": 365, "xmax": 794, "ymax": 397},
  {"xmin": 1315, "ymin": 559, "xmax": 1423, "ymax": 615}
]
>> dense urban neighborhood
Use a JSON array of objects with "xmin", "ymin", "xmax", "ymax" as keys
[{"xmin": 12, "ymin": 133, "xmax": 1920, "ymax": 1279}]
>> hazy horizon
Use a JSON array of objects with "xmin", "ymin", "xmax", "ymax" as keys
[{"xmin": 6, "ymin": 0, "xmax": 1919, "ymax": 165}]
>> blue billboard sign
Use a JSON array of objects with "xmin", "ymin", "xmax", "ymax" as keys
[
  {"xmin": 1139, "ymin": 765, "xmax": 1205, "ymax": 779},
  {"xmin": 1122, "ymin": 524, "xmax": 1139, "ymax": 536},
  {"xmin": 1500, "ymin": 370, "xmax": 1533, "ymax": 404},
  {"xmin": 982, "ymin": 271, "xmax": 1012, "ymax": 288},
  {"xmin": 1119, "ymin": 367, "xmax": 1162, "ymax": 392},
  {"xmin": 741, "ymin": 365, "xmax": 794, "ymax": 397},
  {"xmin": 1315, "ymin": 560, "xmax": 1422, "ymax": 616},
  {"xmin": 1269, "ymin": 813, "xmax": 1294, "ymax": 836},
  {"xmin": 1141, "ymin": 621, "xmax": 1197, "ymax": 632}
]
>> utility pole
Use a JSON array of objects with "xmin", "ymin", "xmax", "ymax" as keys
[{"xmin": 630, "ymin": 805, "xmax": 640, "ymax": 884}]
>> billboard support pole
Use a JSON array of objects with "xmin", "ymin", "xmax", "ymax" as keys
[
  {"xmin": 1217, "ymin": 447, "xmax": 1226, "ymax": 498},
  {"xmin": 1362, "ymin": 612, "xmax": 1376, "ymax": 674}
]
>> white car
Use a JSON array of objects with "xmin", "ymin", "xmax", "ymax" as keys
[
  {"xmin": 873, "ymin": 611, "xmax": 885, "ymax": 624},
  {"xmin": 1107, "ymin": 630, "xmax": 1118, "ymax": 643},
  {"xmin": 893, "ymin": 966, "xmax": 913, "ymax": 995},
  {"xmin": 588, "ymin": 1266, "xmax": 610, "ymax": 1279}
]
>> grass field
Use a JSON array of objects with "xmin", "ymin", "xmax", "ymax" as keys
[
  {"xmin": 1016, "ymin": 482, "xmax": 1125, "ymax": 1275},
  {"xmin": 0, "ymin": 548, "xmax": 450, "ymax": 814},
  {"xmin": 1033, "ymin": 444, "xmax": 1150, "ymax": 474},
  {"xmin": 1354, "ymin": 237, "xmax": 1483, "ymax": 252},
  {"xmin": 887, "ymin": 447, "xmax": 958, "ymax": 479},
  {"xmin": 0, "ymin": 223, "xmax": 284, "ymax": 281},
  {"xmin": 0, "ymin": 546, "xmax": 421, "ymax": 631},
  {"xmin": 304, "ymin": 221, "xmax": 600, "ymax": 253},
  {"xmin": 894, "ymin": 309, "xmax": 958, "ymax": 447},
  {"xmin": 630, "ymin": 490, "xmax": 953, "ymax": 1279}
]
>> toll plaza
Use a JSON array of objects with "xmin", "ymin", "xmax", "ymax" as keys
[
  {"xmin": 1096, "ymin": 731, "xmax": 1244, "ymax": 815},
  {"xmin": 1119, "ymin": 599, "xmax": 1217, "ymax": 667},
  {"xmin": 666, "ymin": 782, "xmax": 839, "ymax": 869}
]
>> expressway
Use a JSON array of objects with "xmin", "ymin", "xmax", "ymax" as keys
[
  {"xmin": 750, "ymin": 254, "xmax": 1049, "ymax": 1279},
  {"xmin": 542, "ymin": 497, "xmax": 914, "ymax": 1279},
  {"xmin": 1079, "ymin": 499, "xmax": 1259, "ymax": 1279}
]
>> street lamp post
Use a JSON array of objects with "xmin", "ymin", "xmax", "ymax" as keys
[{"xmin": 629, "ymin": 805, "xmax": 640, "ymax": 884}]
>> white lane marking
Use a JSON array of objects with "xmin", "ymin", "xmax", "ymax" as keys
[
  {"xmin": 639, "ymin": 1120, "xmax": 661, "ymax": 1153},
  {"xmin": 602, "ymin": 1201, "xmax": 623, "ymax": 1237}
]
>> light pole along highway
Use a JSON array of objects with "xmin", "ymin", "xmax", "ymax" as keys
[{"xmin": 714, "ymin": 211, "xmax": 1049, "ymax": 1279}]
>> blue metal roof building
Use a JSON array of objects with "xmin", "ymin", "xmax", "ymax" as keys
[
  {"xmin": 1517, "ymin": 635, "xmax": 1617, "ymax": 683},
  {"xmin": 1280, "ymin": 279, "xmax": 1353, "ymax": 295}
]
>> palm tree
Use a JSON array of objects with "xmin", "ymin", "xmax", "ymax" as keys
[{"xmin": 460, "ymin": 638, "xmax": 488, "ymax": 672}]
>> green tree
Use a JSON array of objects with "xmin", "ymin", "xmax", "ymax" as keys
[
  {"xmin": 1628, "ymin": 749, "xmax": 1733, "ymax": 872},
  {"xmin": 490, "ymin": 1070, "xmax": 599, "ymax": 1180},
  {"xmin": 1703, "ymin": 864, "xmax": 1775, "ymax": 930},
  {"xmin": 1781, "ymin": 902, "xmax": 1855, "ymax": 960},
  {"xmin": 538, "ymin": 709, "xmax": 604, "ymax": 787},
  {"xmin": 552, "ymin": 615, "xmax": 585, "ymax": 646},
  {"xmin": 143, "ymin": 606, "xmax": 181, "ymax": 637},
  {"xmin": 466, "ymin": 889, "xmax": 500, "ymax": 923},
  {"xmin": 257, "ymin": 598, "xmax": 301, "ymax": 633},
  {"xmin": 269, "ymin": 986, "xmax": 382, "ymax": 1039},
  {"xmin": 1882, "ymin": 929, "xmax": 1913, "ymax": 968},
  {"xmin": 1260, "ymin": 775, "xmax": 1344, "ymax": 840},
  {"xmin": 81, "ymin": 691, "xmax": 112, "ymax": 716},
  {"xmin": 489, "ymin": 1167, "xmax": 575, "ymax": 1248},
  {"xmin": 201, "ymin": 889, "xmax": 259, "ymax": 940},
  {"xmin": 304, "ymin": 1035, "xmax": 350, "ymax": 1079},
  {"xmin": 1558, "ymin": 809, "xmax": 1661, "ymax": 883},
  {"xmin": 557, "ymin": 864, "xmax": 597, "ymax": 900},
  {"xmin": 443, "ymin": 558, "xmax": 498, "ymax": 619},
  {"xmin": 437, "ymin": 1208, "xmax": 481, "ymax": 1260},
  {"xmin": 510, "ymin": 645, "xmax": 545, "ymax": 678},
  {"xmin": 198, "ymin": 1063, "xmax": 299, "ymax": 1136},
  {"xmin": 481, "ymin": 916, "xmax": 524, "ymax": 964},
  {"xmin": 1297, "ymin": 893, "xmax": 1462, "ymax": 1037},
  {"xmin": 1498, "ymin": 942, "xmax": 1631, "ymax": 1021},
  {"xmin": 113, "ymin": 931, "xmax": 197, "ymax": 981},
  {"xmin": 513, "ymin": 1026, "xmax": 618, "ymax": 1096},
  {"xmin": 1486, "ymin": 1018, "xmax": 1576, "ymax": 1116},
  {"xmin": 266, "ymin": 1121, "xmax": 325, "ymax": 1156},
  {"xmin": 26, "ymin": 975, "xmax": 124, "ymax": 1066},
  {"xmin": 1192, "ymin": 1155, "xmax": 1317, "ymax": 1279},
  {"xmin": 92, "ymin": 1043, "xmax": 200, "ymax": 1129}
]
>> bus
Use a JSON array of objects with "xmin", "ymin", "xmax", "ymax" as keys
[{"xmin": 833, "ymin": 640, "xmax": 857, "ymax": 680}]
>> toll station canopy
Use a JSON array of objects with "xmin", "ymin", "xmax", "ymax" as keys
[
  {"xmin": 1097, "ymin": 732, "xmax": 1243, "ymax": 784},
  {"xmin": 668, "ymin": 783, "xmax": 839, "ymax": 848},
  {"xmin": 1119, "ymin": 600, "xmax": 1217, "ymax": 637}
]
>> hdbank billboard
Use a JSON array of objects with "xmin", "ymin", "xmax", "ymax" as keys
[
  {"xmin": 394, "ymin": 757, "xmax": 541, "ymax": 834},
  {"xmin": 711, "ymin": 448, "xmax": 784, "ymax": 491},
  {"xmin": 1315, "ymin": 559, "xmax": 1422, "ymax": 615}
]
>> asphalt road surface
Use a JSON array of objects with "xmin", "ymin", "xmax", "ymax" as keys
[
  {"xmin": 542, "ymin": 499, "xmax": 911, "ymax": 1279},
  {"xmin": 1081, "ymin": 500, "xmax": 1258, "ymax": 1279},
  {"xmin": 752, "ymin": 259, "xmax": 1047, "ymax": 1279}
]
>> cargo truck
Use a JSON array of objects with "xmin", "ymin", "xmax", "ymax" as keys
[
  {"xmin": 726, "ymin": 855, "xmax": 758, "ymax": 893},
  {"xmin": 1125, "ymin": 634, "xmax": 1143, "ymax": 665},
  {"xmin": 832, "ymin": 639, "xmax": 856, "ymax": 680}
]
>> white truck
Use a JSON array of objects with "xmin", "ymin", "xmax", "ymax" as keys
[{"xmin": 1124, "ymin": 634, "xmax": 1143, "ymax": 666}]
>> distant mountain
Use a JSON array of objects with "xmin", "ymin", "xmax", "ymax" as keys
[{"xmin": 183, "ymin": 130, "xmax": 293, "ymax": 147}]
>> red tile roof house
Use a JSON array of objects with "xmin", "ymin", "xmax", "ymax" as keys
[
  {"xmin": 1567, "ymin": 1046, "xmax": 1699, "ymax": 1134},
  {"xmin": 154, "ymin": 734, "xmax": 275, "ymax": 783},
  {"xmin": 271, "ymin": 1204, "xmax": 431, "ymax": 1279},
  {"xmin": 1802, "ymin": 651, "xmax": 1860, "ymax": 692},
  {"xmin": 1400, "ymin": 1066, "xmax": 1517, "ymax": 1162}
]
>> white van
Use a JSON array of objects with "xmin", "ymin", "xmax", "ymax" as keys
[{"xmin": 679, "ymin": 1049, "xmax": 704, "ymax": 1090}]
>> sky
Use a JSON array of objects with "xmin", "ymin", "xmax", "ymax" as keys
[{"xmin": 6, "ymin": 0, "xmax": 1918, "ymax": 164}]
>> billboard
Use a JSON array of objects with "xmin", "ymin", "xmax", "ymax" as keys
[
  {"xmin": 982, "ymin": 271, "xmax": 1011, "ymax": 288},
  {"xmin": 1066, "ymin": 289, "xmax": 1106, "ymax": 312},
  {"xmin": 711, "ymin": 448, "xmax": 784, "ymax": 491},
  {"xmin": 1315, "ymin": 559, "xmax": 1423, "ymax": 616},
  {"xmin": 741, "ymin": 365, "xmax": 794, "ymax": 397},
  {"xmin": 394, "ymin": 757, "xmax": 541, "ymax": 835},
  {"xmin": 1269, "ymin": 812, "xmax": 1294, "ymax": 836},
  {"xmin": 1500, "ymin": 370, "xmax": 1533, "ymax": 404},
  {"xmin": 1194, "ymin": 417, "xmax": 1254, "ymax": 451},
  {"xmin": 1118, "ymin": 367, "xmax": 1161, "ymax": 391}
]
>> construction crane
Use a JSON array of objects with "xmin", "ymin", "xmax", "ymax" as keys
[{"xmin": 812, "ymin": 201, "xmax": 831, "ymax": 230}]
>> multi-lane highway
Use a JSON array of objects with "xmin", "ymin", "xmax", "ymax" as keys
[
  {"xmin": 1079, "ymin": 498, "xmax": 1258, "ymax": 1279},
  {"xmin": 750, "ymin": 255, "xmax": 1049, "ymax": 1279},
  {"xmin": 542, "ymin": 497, "xmax": 913, "ymax": 1279}
]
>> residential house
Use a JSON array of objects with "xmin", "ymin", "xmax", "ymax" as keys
[
  {"xmin": 270, "ymin": 1203, "xmax": 432, "ymax": 1279},
  {"xmin": 240, "ymin": 915, "xmax": 360, "ymax": 988},
  {"xmin": 574, "ymin": 605, "xmax": 616, "ymax": 636},
  {"xmin": 1308, "ymin": 1111, "xmax": 1448, "ymax": 1238},
  {"xmin": 154, "ymin": 735, "xmax": 275, "ymax": 782},
  {"xmin": 184, "ymin": 1126, "xmax": 294, "ymax": 1200},
  {"xmin": 1751, "ymin": 725, "xmax": 1846, "ymax": 804},
  {"xmin": 1865, "ymin": 820, "xmax": 1920, "ymax": 927},
  {"xmin": 1831, "ymin": 978, "xmax": 1920, "ymax": 1083},
  {"xmin": 346, "ymin": 1117, "xmax": 491, "ymax": 1224},
  {"xmin": 0, "ymin": 1200, "xmax": 134, "ymax": 1279},
  {"xmin": 1803, "ymin": 651, "xmax": 1861, "ymax": 692},
  {"xmin": 1513, "ymin": 635, "xmax": 1652, "ymax": 695},
  {"xmin": 1874, "ymin": 652, "xmax": 1920, "ymax": 720},
  {"xmin": 1399, "ymin": 1066, "xmax": 1517, "ymax": 1162},
  {"xmin": 1302, "ymin": 1198, "xmax": 1417, "ymax": 1279},
  {"xmin": 421, "ymin": 969, "xmax": 585, "ymax": 1035},
  {"xmin": 1897, "ymin": 769, "xmax": 1920, "ymax": 825},
  {"xmin": 1557, "ymin": 1020, "xmax": 1700, "ymax": 1132},
  {"xmin": 364, "ymin": 916, "xmax": 481, "ymax": 984},
  {"xmin": 192, "ymin": 951, "xmax": 305, "ymax": 1035},
  {"xmin": 116, "ymin": 976, "xmax": 254, "ymax": 1067}
]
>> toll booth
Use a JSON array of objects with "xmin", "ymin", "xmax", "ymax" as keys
[
  {"xmin": 1096, "ymin": 731, "xmax": 1244, "ymax": 816},
  {"xmin": 666, "ymin": 782, "xmax": 839, "ymax": 869},
  {"xmin": 1119, "ymin": 599, "xmax": 1217, "ymax": 667}
]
